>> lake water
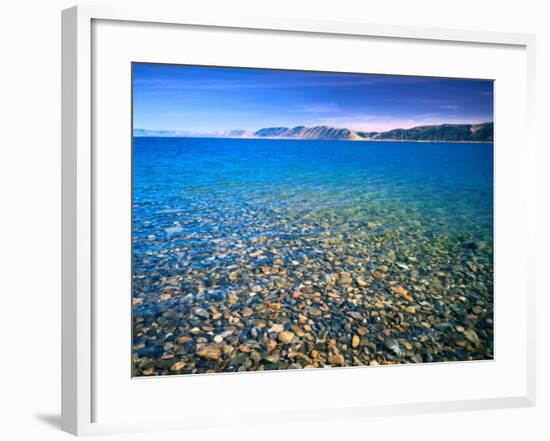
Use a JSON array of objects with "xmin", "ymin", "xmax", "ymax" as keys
[{"xmin": 132, "ymin": 137, "xmax": 494, "ymax": 375}]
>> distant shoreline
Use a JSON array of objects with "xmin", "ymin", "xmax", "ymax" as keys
[
  {"xmin": 133, "ymin": 135, "xmax": 493, "ymax": 144},
  {"xmin": 134, "ymin": 122, "xmax": 493, "ymax": 144}
]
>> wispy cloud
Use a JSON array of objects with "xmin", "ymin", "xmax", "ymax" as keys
[{"xmin": 133, "ymin": 64, "xmax": 494, "ymax": 133}]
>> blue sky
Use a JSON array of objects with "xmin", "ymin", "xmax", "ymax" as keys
[{"xmin": 133, "ymin": 63, "xmax": 493, "ymax": 133}]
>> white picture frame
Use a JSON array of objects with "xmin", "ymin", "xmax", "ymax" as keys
[{"xmin": 62, "ymin": 5, "xmax": 537, "ymax": 436}]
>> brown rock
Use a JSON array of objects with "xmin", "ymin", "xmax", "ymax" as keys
[
  {"xmin": 328, "ymin": 353, "xmax": 345, "ymax": 366},
  {"xmin": 264, "ymin": 353, "xmax": 280, "ymax": 363},
  {"xmin": 196, "ymin": 345, "xmax": 222, "ymax": 361},
  {"xmin": 392, "ymin": 286, "xmax": 414, "ymax": 302},
  {"xmin": 356, "ymin": 278, "xmax": 368, "ymax": 287},
  {"xmin": 357, "ymin": 327, "xmax": 368, "ymax": 336},
  {"xmin": 463, "ymin": 329, "xmax": 479, "ymax": 343},
  {"xmin": 170, "ymin": 361, "xmax": 185, "ymax": 372},
  {"xmin": 339, "ymin": 277, "xmax": 352, "ymax": 287},
  {"xmin": 308, "ymin": 307, "xmax": 322, "ymax": 318},
  {"xmin": 278, "ymin": 331, "xmax": 295, "ymax": 344},
  {"xmin": 269, "ymin": 324, "xmax": 284, "ymax": 333},
  {"xmin": 239, "ymin": 344, "xmax": 251, "ymax": 353},
  {"xmin": 293, "ymin": 353, "xmax": 313, "ymax": 364}
]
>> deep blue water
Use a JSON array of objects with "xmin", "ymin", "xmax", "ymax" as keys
[{"xmin": 132, "ymin": 137, "xmax": 493, "ymax": 297}]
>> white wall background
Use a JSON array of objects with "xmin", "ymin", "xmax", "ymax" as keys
[{"xmin": 0, "ymin": 0, "xmax": 547, "ymax": 439}]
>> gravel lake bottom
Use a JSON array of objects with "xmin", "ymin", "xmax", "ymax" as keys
[{"xmin": 132, "ymin": 137, "xmax": 494, "ymax": 376}]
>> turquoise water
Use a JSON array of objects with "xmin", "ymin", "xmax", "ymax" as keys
[
  {"xmin": 133, "ymin": 137, "xmax": 493, "ymax": 250},
  {"xmin": 132, "ymin": 137, "xmax": 494, "ymax": 375}
]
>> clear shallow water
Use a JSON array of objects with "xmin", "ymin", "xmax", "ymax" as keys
[
  {"xmin": 133, "ymin": 137, "xmax": 493, "ymax": 262},
  {"xmin": 132, "ymin": 137, "xmax": 493, "ymax": 375}
]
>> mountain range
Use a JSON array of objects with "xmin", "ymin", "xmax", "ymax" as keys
[{"xmin": 134, "ymin": 122, "xmax": 493, "ymax": 142}]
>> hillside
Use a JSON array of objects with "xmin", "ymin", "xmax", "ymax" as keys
[
  {"xmin": 357, "ymin": 122, "xmax": 493, "ymax": 142},
  {"xmin": 134, "ymin": 122, "xmax": 493, "ymax": 142},
  {"xmin": 254, "ymin": 125, "xmax": 354, "ymax": 140}
]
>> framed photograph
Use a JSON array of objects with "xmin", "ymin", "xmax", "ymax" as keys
[{"xmin": 62, "ymin": 5, "xmax": 536, "ymax": 435}]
